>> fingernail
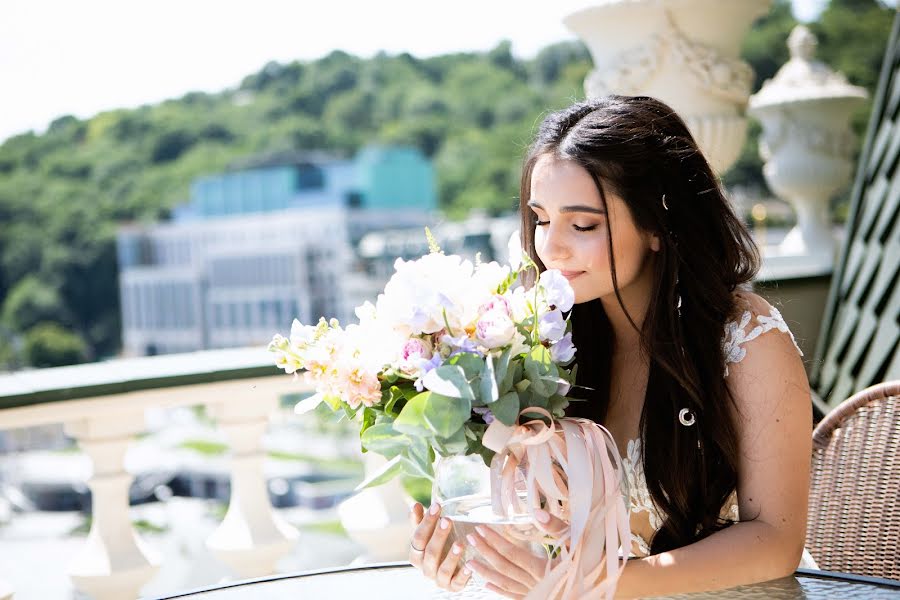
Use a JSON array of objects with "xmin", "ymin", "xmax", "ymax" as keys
[
  {"xmin": 452, "ymin": 544, "xmax": 461, "ymax": 555},
  {"xmin": 440, "ymin": 518, "xmax": 450, "ymax": 530},
  {"xmin": 535, "ymin": 509, "xmax": 550, "ymax": 523},
  {"xmin": 429, "ymin": 503, "xmax": 441, "ymax": 516},
  {"xmin": 463, "ymin": 567, "xmax": 471, "ymax": 576},
  {"xmin": 466, "ymin": 534, "xmax": 477, "ymax": 546},
  {"xmin": 465, "ymin": 561, "xmax": 476, "ymax": 572},
  {"xmin": 474, "ymin": 525, "xmax": 486, "ymax": 536}
]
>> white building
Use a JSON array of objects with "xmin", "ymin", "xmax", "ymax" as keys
[{"xmin": 117, "ymin": 147, "xmax": 435, "ymax": 356}]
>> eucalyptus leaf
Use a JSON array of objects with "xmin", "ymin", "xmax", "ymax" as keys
[
  {"xmin": 360, "ymin": 423, "xmax": 409, "ymax": 459},
  {"xmin": 491, "ymin": 391, "xmax": 520, "ymax": 426},
  {"xmin": 493, "ymin": 348, "xmax": 512, "ymax": 393},
  {"xmin": 423, "ymin": 392, "xmax": 471, "ymax": 438},
  {"xmin": 423, "ymin": 365, "xmax": 475, "ymax": 401},
  {"xmin": 449, "ymin": 352, "xmax": 485, "ymax": 380},
  {"xmin": 354, "ymin": 454, "xmax": 403, "ymax": 491},
  {"xmin": 433, "ymin": 426, "xmax": 468, "ymax": 455},
  {"xmin": 394, "ymin": 391, "xmax": 432, "ymax": 436},
  {"xmin": 480, "ymin": 354, "xmax": 500, "ymax": 404}
]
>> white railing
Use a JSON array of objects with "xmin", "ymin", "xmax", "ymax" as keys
[{"xmin": 0, "ymin": 348, "xmax": 316, "ymax": 600}]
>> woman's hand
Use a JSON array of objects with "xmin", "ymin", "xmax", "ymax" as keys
[
  {"xmin": 408, "ymin": 502, "xmax": 472, "ymax": 592},
  {"xmin": 464, "ymin": 509, "xmax": 568, "ymax": 599}
]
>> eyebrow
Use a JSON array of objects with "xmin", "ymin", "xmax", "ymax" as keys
[{"xmin": 527, "ymin": 201, "xmax": 606, "ymax": 215}]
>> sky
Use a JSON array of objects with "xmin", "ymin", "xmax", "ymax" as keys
[{"xmin": 0, "ymin": 0, "xmax": 894, "ymax": 144}]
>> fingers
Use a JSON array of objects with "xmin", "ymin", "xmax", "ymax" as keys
[
  {"xmin": 484, "ymin": 581, "xmax": 525, "ymax": 599},
  {"xmin": 422, "ymin": 515, "xmax": 454, "ymax": 577},
  {"xmin": 410, "ymin": 502, "xmax": 425, "ymax": 527},
  {"xmin": 408, "ymin": 502, "xmax": 441, "ymax": 569},
  {"xmin": 534, "ymin": 508, "xmax": 568, "ymax": 538},
  {"xmin": 448, "ymin": 560, "xmax": 473, "ymax": 592},
  {"xmin": 466, "ymin": 558, "xmax": 530, "ymax": 597},
  {"xmin": 467, "ymin": 525, "xmax": 538, "ymax": 584},
  {"xmin": 435, "ymin": 541, "xmax": 466, "ymax": 589}
]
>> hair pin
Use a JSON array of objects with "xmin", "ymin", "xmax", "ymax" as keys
[{"xmin": 662, "ymin": 193, "xmax": 669, "ymax": 211}]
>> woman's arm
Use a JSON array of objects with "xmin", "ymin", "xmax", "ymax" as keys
[{"xmin": 615, "ymin": 294, "xmax": 812, "ymax": 598}]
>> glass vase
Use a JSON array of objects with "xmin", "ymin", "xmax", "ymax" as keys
[{"xmin": 431, "ymin": 454, "xmax": 547, "ymax": 574}]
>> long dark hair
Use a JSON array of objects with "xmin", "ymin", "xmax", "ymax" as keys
[{"xmin": 518, "ymin": 95, "xmax": 760, "ymax": 554}]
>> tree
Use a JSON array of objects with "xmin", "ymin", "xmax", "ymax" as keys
[
  {"xmin": 1, "ymin": 275, "xmax": 68, "ymax": 333},
  {"xmin": 22, "ymin": 322, "xmax": 88, "ymax": 368}
]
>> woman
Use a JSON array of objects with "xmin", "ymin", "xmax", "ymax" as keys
[{"xmin": 408, "ymin": 95, "xmax": 813, "ymax": 598}]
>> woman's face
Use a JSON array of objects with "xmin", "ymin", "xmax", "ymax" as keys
[{"xmin": 528, "ymin": 154, "xmax": 659, "ymax": 305}]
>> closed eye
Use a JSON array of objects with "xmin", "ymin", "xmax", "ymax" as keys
[{"xmin": 535, "ymin": 219, "xmax": 598, "ymax": 232}]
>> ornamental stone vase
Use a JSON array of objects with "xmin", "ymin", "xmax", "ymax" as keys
[
  {"xmin": 748, "ymin": 26, "xmax": 868, "ymax": 277},
  {"xmin": 563, "ymin": 0, "xmax": 771, "ymax": 173}
]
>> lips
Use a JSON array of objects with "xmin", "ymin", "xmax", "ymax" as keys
[{"xmin": 559, "ymin": 270, "xmax": 585, "ymax": 281}]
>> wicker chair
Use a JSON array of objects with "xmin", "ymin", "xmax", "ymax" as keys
[{"xmin": 806, "ymin": 380, "xmax": 900, "ymax": 579}]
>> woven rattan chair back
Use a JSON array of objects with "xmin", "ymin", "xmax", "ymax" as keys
[{"xmin": 806, "ymin": 380, "xmax": 900, "ymax": 579}]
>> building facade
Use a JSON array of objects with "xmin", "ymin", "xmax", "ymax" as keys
[{"xmin": 117, "ymin": 146, "xmax": 435, "ymax": 356}]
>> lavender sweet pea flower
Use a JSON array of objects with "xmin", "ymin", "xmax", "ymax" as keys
[
  {"xmin": 473, "ymin": 406, "xmax": 495, "ymax": 424},
  {"xmin": 539, "ymin": 310, "xmax": 566, "ymax": 343},
  {"xmin": 440, "ymin": 333, "xmax": 483, "ymax": 357},
  {"xmin": 550, "ymin": 332, "xmax": 576, "ymax": 365},
  {"xmin": 414, "ymin": 354, "xmax": 444, "ymax": 391},
  {"xmin": 539, "ymin": 270, "xmax": 575, "ymax": 312}
]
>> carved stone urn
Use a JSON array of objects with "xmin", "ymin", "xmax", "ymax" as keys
[
  {"xmin": 563, "ymin": 0, "xmax": 771, "ymax": 174},
  {"xmin": 748, "ymin": 25, "xmax": 868, "ymax": 276}
]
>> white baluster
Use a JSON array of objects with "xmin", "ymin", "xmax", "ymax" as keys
[
  {"xmin": 339, "ymin": 451, "xmax": 415, "ymax": 562},
  {"xmin": 64, "ymin": 412, "xmax": 159, "ymax": 600},
  {"xmin": 205, "ymin": 397, "xmax": 297, "ymax": 578}
]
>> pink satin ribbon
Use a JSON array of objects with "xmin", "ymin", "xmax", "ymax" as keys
[{"xmin": 482, "ymin": 408, "xmax": 632, "ymax": 600}]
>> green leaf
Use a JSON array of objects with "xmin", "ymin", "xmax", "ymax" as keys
[
  {"xmin": 493, "ymin": 348, "xmax": 512, "ymax": 394},
  {"xmin": 433, "ymin": 426, "xmax": 468, "ymax": 456},
  {"xmin": 549, "ymin": 394, "xmax": 570, "ymax": 417},
  {"xmin": 491, "ymin": 391, "xmax": 520, "ymax": 426},
  {"xmin": 394, "ymin": 391, "xmax": 432, "ymax": 436},
  {"xmin": 423, "ymin": 365, "xmax": 475, "ymax": 401},
  {"xmin": 360, "ymin": 423, "xmax": 409, "ymax": 459},
  {"xmin": 361, "ymin": 407, "xmax": 376, "ymax": 433},
  {"xmin": 502, "ymin": 361, "xmax": 521, "ymax": 394},
  {"xmin": 384, "ymin": 385, "xmax": 407, "ymax": 416},
  {"xmin": 423, "ymin": 392, "xmax": 471, "ymax": 438},
  {"xmin": 480, "ymin": 354, "xmax": 500, "ymax": 403},
  {"xmin": 354, "ymin": 455, "xmax": 403, "ymax": 491},
  {"xmin": 404, "ymin": 437, "xmax": 434, "ymax": 480},
  {"xmin": 294, "ymin": 392, "xmax": 325, "ymax": 415},
  {"xmin": 449, "ymin": 352, "xmax": 485, "ymax": 380}
]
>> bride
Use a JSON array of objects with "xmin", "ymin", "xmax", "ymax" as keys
[{"xmin": 407, "ymin": 95, "xmax": 815, "ymax": 598}]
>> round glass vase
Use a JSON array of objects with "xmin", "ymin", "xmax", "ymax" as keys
[{"xmin": 431, "ymin": 454, "xmax": 548, "ymax": 573}]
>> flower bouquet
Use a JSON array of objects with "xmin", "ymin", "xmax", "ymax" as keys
[{"xmin": 269, "ymin": 232, "xmax": 630, "ymax": 599}]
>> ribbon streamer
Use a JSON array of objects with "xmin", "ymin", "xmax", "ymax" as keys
[{"xmin": 483, "ymin": 408, "xmax": 632, "ymax": 600}]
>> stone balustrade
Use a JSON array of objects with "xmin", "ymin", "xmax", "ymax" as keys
[{"xmin": 0, "ymin": 348, "xmax": 308, "ymax": 600}]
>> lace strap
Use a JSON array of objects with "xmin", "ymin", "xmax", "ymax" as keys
[{"xmin": 722, "ymin": 306, "xmax": 803, "ymax": 376}]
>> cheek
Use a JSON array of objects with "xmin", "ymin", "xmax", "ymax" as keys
[
  {"xmin": 581, "ymin": 233, "xmax": 609, "ymax": 271},
  {"xmin": 532, "ymin": 229, "xmax": 544, "ymax": 264}
]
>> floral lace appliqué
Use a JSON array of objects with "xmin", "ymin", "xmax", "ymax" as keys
[{"xmin": 721, "ymin": 305, "xmax": 803, "ymax": 376}]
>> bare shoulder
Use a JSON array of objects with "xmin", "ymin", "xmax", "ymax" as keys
[
  {"xmin": 725, "ymin": 291, "xmax": 810, "ymax": 415},
  {"xmin": 730, "ymin": 289, "xmax": 775, "ymax": 321}
]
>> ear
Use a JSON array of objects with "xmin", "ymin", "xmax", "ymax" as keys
[{"xmin": 650, "ymin": 234, "xmax": 661, "ymax": 252}]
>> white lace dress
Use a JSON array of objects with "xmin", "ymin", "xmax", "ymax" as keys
[{"xmin": 621, "ymin": 304, "xmax": 819, "ymax": 568}]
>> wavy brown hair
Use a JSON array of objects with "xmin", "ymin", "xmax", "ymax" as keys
[{"xmin": 518, "ymin": 95, "xmax": 760, "ymax": 554}]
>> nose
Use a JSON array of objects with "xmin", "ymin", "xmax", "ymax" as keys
[{"xmin": 536, "ymin": 222, "xmax": 570, "ymax": 264}]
